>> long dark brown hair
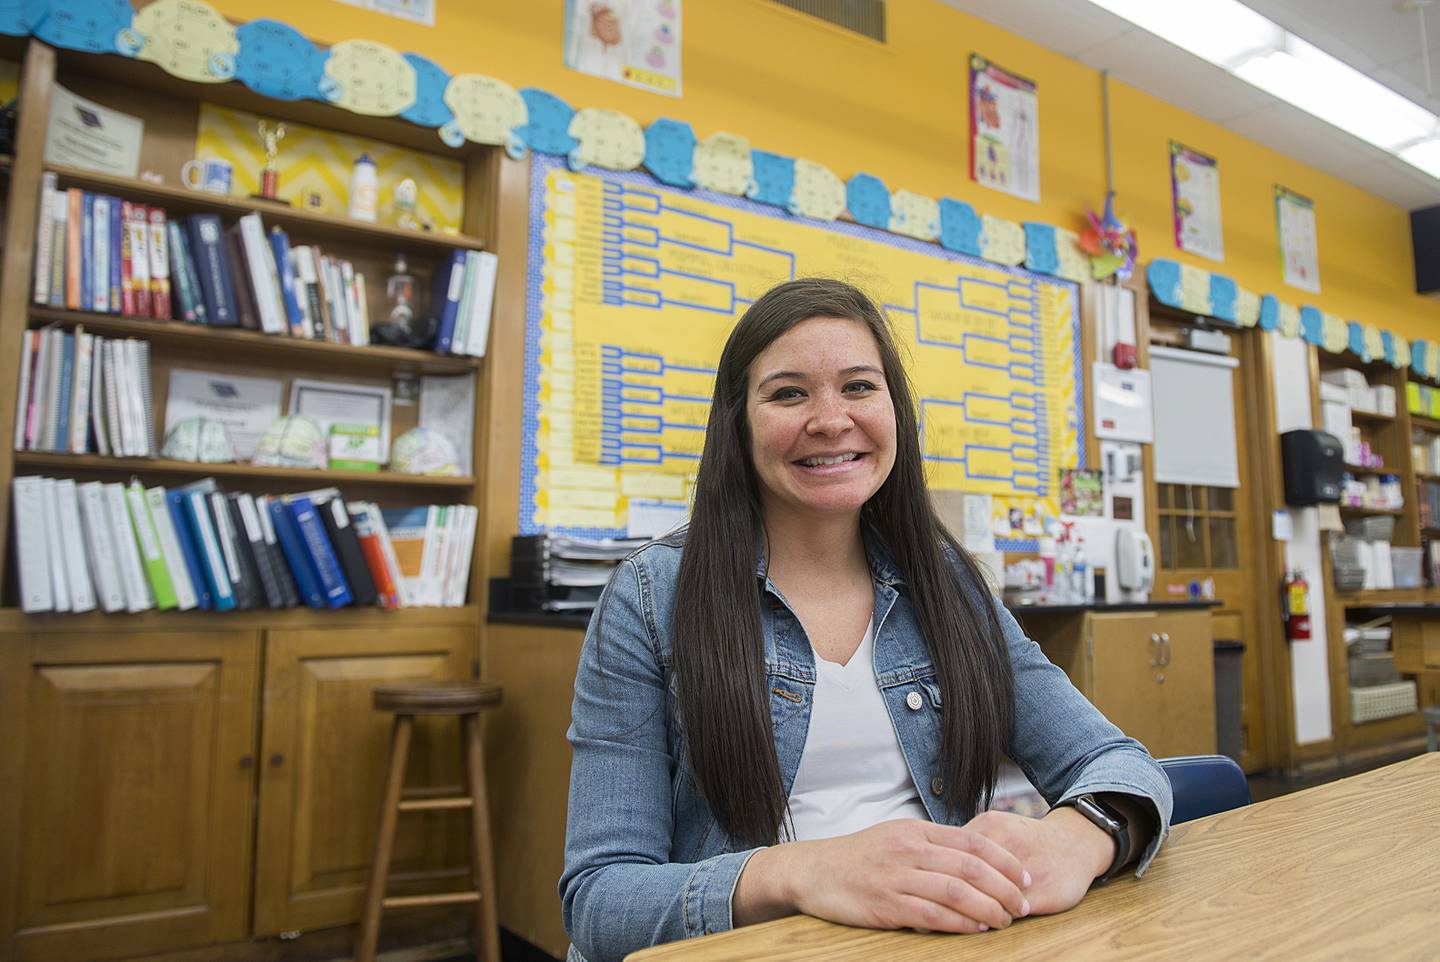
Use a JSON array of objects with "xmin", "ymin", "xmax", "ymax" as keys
[{"xmin": 671, "ymin": 277, "xmax": 1015, "ymax": 848}]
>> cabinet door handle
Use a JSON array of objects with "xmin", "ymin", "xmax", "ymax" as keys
[
  {"xmin": 270, "ymin": 753, "xmax": 285, "ymax": 768},
  {"xmin": 238, "ymin": 755, "xmax": 255, "ymax": 769},
  {"xmin": 1149, "ymin": 632, "xmax": 1162, "ymax": 668},
  {"xmin": 1160, "ymin": 632, "xmax": 1172, "ymax": 667}
]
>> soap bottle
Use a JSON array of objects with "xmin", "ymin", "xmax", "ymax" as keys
[{"xmin": 1074, "ymin": 536, "xmax": 1093, "ymax": 603}]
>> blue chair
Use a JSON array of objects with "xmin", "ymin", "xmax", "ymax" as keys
[{"xmin": 1158, "ymin": 755, "xmax": 1251, "ymax": 824}]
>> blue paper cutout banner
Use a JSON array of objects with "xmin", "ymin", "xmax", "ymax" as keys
[
  {"xmin": 23, "ymin": 0, "xmax": 1431, "ymax": 373},
  {"xmin": 235, "ymin": 20, "xmax": 324, "ymax": 101}
]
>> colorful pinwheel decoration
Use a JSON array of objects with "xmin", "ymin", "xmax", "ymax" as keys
[{"xmin": 1078, "ymin": 192, "xmax": 1138, "ymax": 281}]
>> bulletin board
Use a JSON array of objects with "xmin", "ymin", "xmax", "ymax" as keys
[{"xmin": 522, "ymin": 154, "xmax": 1082, "ymax": 550}]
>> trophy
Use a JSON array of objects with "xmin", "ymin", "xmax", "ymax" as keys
[{"xmin": 255, "ymin": 120, "xmax": 287, "ymax": 202}]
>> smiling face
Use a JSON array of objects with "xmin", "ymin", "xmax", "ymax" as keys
[{"xmin": 745, "ymin": 316, "xmax": 898, "ymax": 525}]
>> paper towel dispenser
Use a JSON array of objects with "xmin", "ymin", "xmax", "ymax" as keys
[{"xmin": 1281, "ymin": 429, "xmax": 1343, "ymax": 506}]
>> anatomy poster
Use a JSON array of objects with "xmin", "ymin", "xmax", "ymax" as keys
[{"xmin": 970, "ymin": 54, "xmax": 1039, "ymax": 202}]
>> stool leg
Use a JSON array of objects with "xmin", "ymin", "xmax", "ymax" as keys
[
  {"xmin": 356, "ymin": 714, "xmax": 414, "ymax": 962},
  {"xmin": 462, "ymin": 712, "xmax": 501, "ymax": 962}
]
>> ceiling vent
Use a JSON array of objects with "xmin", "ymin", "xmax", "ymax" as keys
[{"xmin": 770, "ymin": 0, "xmax": 886, "ymax": 42}]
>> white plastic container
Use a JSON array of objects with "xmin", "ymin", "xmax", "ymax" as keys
[{"xmin": 348, "ymin": 153, "xmax": 377, "ymax": 222}]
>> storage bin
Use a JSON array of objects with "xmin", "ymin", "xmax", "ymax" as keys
[
  {"xmin": 1350, "ymin": 680, "xmax": 1418, "ymax": 724},
  {"xmin": 1348, "ymin": 653, "xmax": 1399, "ymax": 688},
  {"xmin": 1391, "ymin": 546, "xmax": 1423, "ymax": 589}
]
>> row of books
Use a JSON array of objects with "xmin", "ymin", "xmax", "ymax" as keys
[
  {"xmin": 32, "ymin": 175, "xmax": 383, "ymax": 346},
  {"xmin": 13, "ymin": 474, "xmax": 477, "ymax": 614},
  {"xmin": 13, "ymin": 325, "xmax": 154, "ymax": 456},
  {"xmin": 430, "ymin": 249, "xmax": 498, "ymax": 357}
]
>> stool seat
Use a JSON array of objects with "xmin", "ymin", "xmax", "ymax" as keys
[{"xmin": 372, "ymin": 681, "xmax": 503, "ymax": 715}]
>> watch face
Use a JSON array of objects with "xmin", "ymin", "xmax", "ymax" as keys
[{"xmin": 1078, "ymin": 795, "xmax": 1125, "ymax": 833}]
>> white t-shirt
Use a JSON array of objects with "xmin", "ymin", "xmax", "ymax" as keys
[{"xmin": 784, "ymin": 616, "xmax": 930, "ymax": 841}]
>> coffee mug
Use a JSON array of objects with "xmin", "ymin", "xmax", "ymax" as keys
[{"xmin": 180, "ymin": 157, "xmax": 234, "ymax": 194}]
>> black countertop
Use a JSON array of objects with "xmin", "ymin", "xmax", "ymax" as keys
[{"xmin": 488, "ymin": 597, "xmax": 1221, "ymax": 630}]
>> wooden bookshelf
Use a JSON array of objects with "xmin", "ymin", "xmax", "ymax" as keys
[
  {"xmin": 1338, "ymin": 505, "xmax": 1405, "ymax": 517},
  {"xmin": 1344, "ymin": 464, "xmax": 1398, "ymax": 477},
  {"xmin": 29, "ymin": 306, "xmax": 480, "ymax": 375},
  {"xmin": 12, "ymin": 452, "xmax": 475, "ymax": 488},
  {"xmin": 1349, "ymin": 408, "xmax": 1394, "ymax": 423},
  {"xmin": 0, "ymin": 38, "xmax": 528, "ymax": 962},
  {"xmin": 1411, "ymin": 413, "xmax": 1440, "ymax": 432},
  {"xmin": 45, "ymin": 163, "xmax": 489, "ymax": 256}
]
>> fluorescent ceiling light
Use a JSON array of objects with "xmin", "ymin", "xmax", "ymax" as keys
[
  {"xmin": 1085, "ymin": 0, "xmax": 1440, "ymax": 180},
  {"xmin": 1087, "ymin": 0, "xmax": 1282, "ymax": 68},
  {"xmin": 1400, "ymin": 138, "xmax": 1440, "ymax": 179}
]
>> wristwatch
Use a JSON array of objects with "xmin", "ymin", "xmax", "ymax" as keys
[{"xmin": 1060, "ymin": 793, "xmax": 1130, "ymax": 882}]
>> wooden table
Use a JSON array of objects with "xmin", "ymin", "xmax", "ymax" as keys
[{"xmin": 628, "ymin": 752, "xmax": 1440, "ymax": 961}]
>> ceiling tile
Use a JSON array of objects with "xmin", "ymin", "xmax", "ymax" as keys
[
  {"xmin": 1225, "ymin": 104, "xmax": 1388, "ymax": 173},
  {"xmin": 1074, "ymin": 32, "xmax": 1275, "ymax": 122},
  {"xmin": 936, "ymin": 0, "xmax": 1130, "ymax": 58},
  {"xmin": 1332, "ymin": 158, "xmax": 1440, "ymax": 209}
]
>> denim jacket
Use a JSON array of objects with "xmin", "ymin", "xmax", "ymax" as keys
[{"xmin": 560, "ymin": 534, "xmax": 1173, "ymax": 962}]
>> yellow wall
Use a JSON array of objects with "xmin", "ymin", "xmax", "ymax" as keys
[{"xmin": 209, "ymin": 0, "xmax": 1440, "ymax": 339}]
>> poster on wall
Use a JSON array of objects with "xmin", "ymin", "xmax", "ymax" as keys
[
  {"xmin": 334, "ymin": 0, "xmax": 435, "ymax": 27},
  {"xmin": 970, "ymin": 54, "xmax": 1039, "ymax": 202},
  {"xmin": 1276, "ymin": 185, "xmax": 1320, "ymax": 293},
  {"xmin": 563, "ymin": 0, "xmax": 682, "ymax": 97},
  {"xmin": 1170, "ymin": 142, "xmax": 1223, "ymax": 261}
]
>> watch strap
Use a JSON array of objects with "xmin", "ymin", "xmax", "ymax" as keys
[{"xmin": 1063, "ymin": 793, "xmax": 1130, "ymax": 882}]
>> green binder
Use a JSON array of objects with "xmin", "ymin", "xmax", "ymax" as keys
[{"xmin": 125, "ymin": 480, "xmax": 178, "ymax": 610}]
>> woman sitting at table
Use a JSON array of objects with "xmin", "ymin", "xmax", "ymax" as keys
[{"xmin": 560, "ymin": 278, "xmax": 1172, "ymax": 962}]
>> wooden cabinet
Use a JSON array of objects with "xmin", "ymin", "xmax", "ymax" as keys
[
  {"xmin": 253, "ymin": 625, "xmax": 475, "ymax": 936},
  {"xmin": 1089, "ymin": 612, "xmax": 1216, "ymax": 759},
  {"xmin": 0, "ymin": 630, "xmax": 259, "ymax": 962},
  {"xmin": 1028, "ymin": 609, "xmax": 1217, "ymax": 760}
]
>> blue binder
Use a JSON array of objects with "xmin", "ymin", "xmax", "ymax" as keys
[
  {"xmin": 166, "ymin": 490, "xmax": 213, "ymax": 610},
  {"xmin": 268, "ymin": 498, "xmax": 326, "ymax": 608},
  {"xmin": 181, "ymin": 488, "xmax": 236, "ymax": 611},
  {"xmin": 285, "ymin": 496, "xmax": 352, "ymax": 607}
]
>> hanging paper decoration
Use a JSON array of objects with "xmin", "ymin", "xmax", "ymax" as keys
[
  {"xmin": 133, "ymin": 0, "xmax": 238, "ymax": 79},
  {"xmin": 979, "ymin": 214, "xmax": 1025, "ymax": 266},
  {"xmin": 1278, "ymin": 303, "xmax": 1301, "ymax": 339},
  {"xmin": 1053, "ymin": 229, "xmax": 1089, "ymax": 284},
  {"xmin": 1208, "ymin": 274, "xmax": 1237, "ymax": 323},
  {"xmin": 1299, "ymin": 306, "xmax": 1323, "ymax": 344},
  {"xmin": 446, "ymin": 74, "xmax": 526, "ymax": 157},
  {"xmin": 1147, "ymin": 260, "xmax": 1182, "ymax": 308},
  {"xmin": 692, "ymin": 132, "xmax": 752, "ymax": 195},
  {"xmin": 748, "ymin": 150, "xmax": 795, "ymax": 209},
  {"xmin": 1320, "ymin": 312, "xmax": 1347, "ymax": 353},
  {"xmin": 1023, "ymin": 222, "xmax": 1059, "ymax": 276},
  {"xmin": 235, "ymin": 20, "xmax": 324, "ymax": 101},
  {"xmin": 400, "ymin": 53, "xmax": 454, "ymax": 129},
  {"xmin": 1413, "ymin": 340, "xmax": 1432, "ymax": 380},
  {"xmin": 322, "ymin": 39, "xmax": 417, "ymax": 117},
  {"xmin": 1078, "ymin": 193, "xmax": 1138, "ymax": 281},
  {"xmin": 0, "ymin": 0, "xmax": 47, "ymax": 37},
  {"xmin": 845, "ymin": 174, "xmax": 891, "ymax": 230},
  {"xmin": 1347, "ymin": 321, "xmax": 1370, "ymax": 361},
  {"xmin": 1235, "ymin": 288, "xmax": 1260, "ymax": 328},
  {"xmin": 938, "ymin": 198, "xmax": 982, "ymax": 257},
  {"xmin": 1363, "ymin": 324, "xmax": 1384, "ymax": 364},
  {"xmin": 789, "ymin": 159, "xmax": 845, "ymax": 221},
  {"xmin": 519, "ymin": 89, "xmax": 579, "ymax": 157},
  {"xmin": 642, "ymin": 118, "xmax": 696, "ymax": 187},
  {"xmin": 890, "ymin": 190, "xmax": 939, "ymax": 242},
  {"xmin": 568, "ymin": 108, "xmax": 645, "ymax": 171},
  {"xmin": 1258, "ymin": 295, "xmax": 1279, "ymax": 332},
  {"xmin": 34, "ymin": 0, "xmax": 132, "ymax": 54},
  {"xmin": 1393, "ymin": 335, "xmax": 1411, "ymax": 370},
  {"xmin": 1381, "ymin": 330, "xmax": 1398, "ymax": 367},
  {"xmin": 1179, "ymin": 264, "xmax": 1210, "ymax": 315}
]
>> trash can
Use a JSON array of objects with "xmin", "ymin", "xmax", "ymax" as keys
[{"xmin": 1213, "ymin": 639, "xmax": 1245, "ymax": 765}]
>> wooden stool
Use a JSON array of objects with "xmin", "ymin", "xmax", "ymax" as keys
[{"xmin": 355, "ymin": 681, "xmax": 504, "ymax": 962}]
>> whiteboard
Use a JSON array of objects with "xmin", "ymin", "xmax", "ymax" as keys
[{"xmin": 1150, "ymin": 345, "xmax": 1240, "ymax": 488}]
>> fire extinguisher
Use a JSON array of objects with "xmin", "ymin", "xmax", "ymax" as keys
[{"xmin": 1282, "ymin": 570, "xmax": 1311, "ymax": 641}]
